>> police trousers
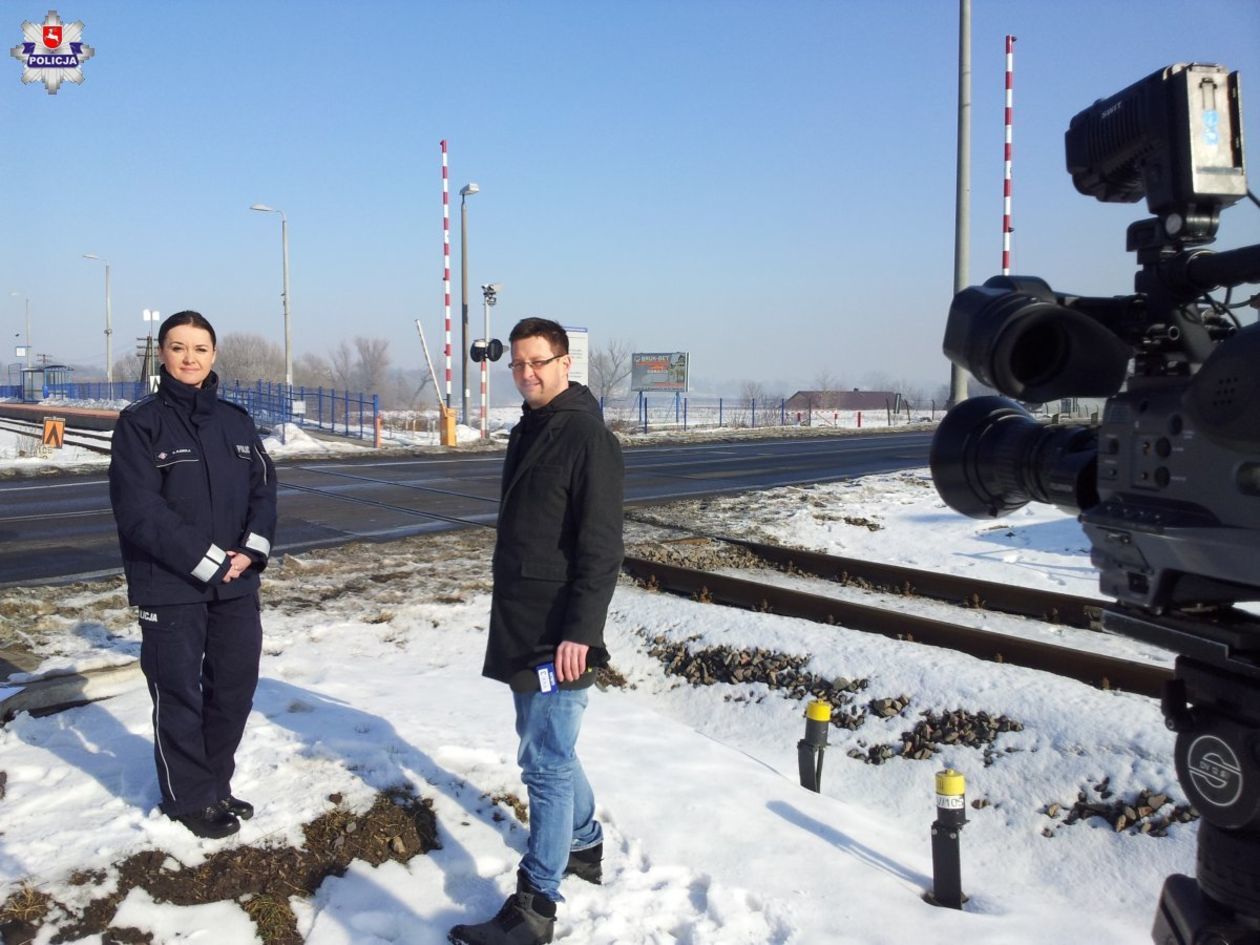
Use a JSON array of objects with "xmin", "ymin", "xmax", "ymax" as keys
[{"xmin": 138, "ymin": 593, "xmax": 262, "ymax": 817}]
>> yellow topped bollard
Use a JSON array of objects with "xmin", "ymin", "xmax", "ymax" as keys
[
  {"xmin": 926, "ymin": 768, "xmax": 969, "ymax": 909},
  {"xmin": 797, "ymin": 700, "xmax": 831, "ymax": 792}
]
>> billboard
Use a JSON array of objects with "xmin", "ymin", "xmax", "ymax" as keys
[
  {"xmin": 631, "ymin": 352, "xmax": 689, "ymax": 392},
  {"xmin": 564, "ymin": 325, "xmax": 589, "ymax": 386}
]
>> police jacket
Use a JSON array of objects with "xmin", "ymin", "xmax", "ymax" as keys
[
  {"xmin": 109, "ymin": 367, "xmax": 278, "ymax": 606},
  {"xmin": 483, "ymin": 383, "xmax": 624, "ymax": 684}
]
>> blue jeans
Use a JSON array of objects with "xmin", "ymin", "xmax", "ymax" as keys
[{"xmin": 513, "ymin": 688, "xmax": 602, "ymax": 901}]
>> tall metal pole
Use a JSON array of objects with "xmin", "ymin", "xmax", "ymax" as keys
[
  {"xmin": 949, "ymin": 0, "xmax": 972, "ymax": 407},
  {"xmin": 83, "ymin": 254, "xmax": 114, "ymax": 383},
  {"xmin": 250, "ymin": 204, "xmax": 293, "ymax": 387},
  {"xmin": 460, "ymin": 192, "xmax": 471, "ymax": 425},
  {"xmin": 104, "ymin": 262, "xmax": 113, "ymax": 383},
  {"xmin": 1001, "ymin": 35, "xmax": 1016, "ymax": 276},
  {"xmin": 441, "ymin": 140, "xmax": 452, "ymax": 409},
  {"xmin": 481, "ymin": 291, "xmax": 490, "ymax": 439},
  {"xmin": 24, "ymin": 296, "xmax": 31, "ymax": 370},
  {"xmin": 281, "ymin": 212, "xmax": 292, "ymax": 387}
]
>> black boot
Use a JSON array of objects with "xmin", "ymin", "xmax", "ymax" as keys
[
  {"xmin": 220, "ymin": 795, "xmax": 254, "ymax": 820},
  {"xmin": 449, "ymin": 873, "xmax": 556, "ymax": 945},
  {"xmin": 564, "ymin": 842, "xmax": 602, "ymax": 885},
  {"xmin": 172, "ymin": 804, "xmax": 240, "ymax": 839}
]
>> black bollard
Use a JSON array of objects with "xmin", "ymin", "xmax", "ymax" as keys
[
  {"xmin": 797, "ymin": 700, "xmax": 831, "ymax": 792},
  {"xmin": 926, "ymin": 768, "xmax": 969, "ymax": 909}
]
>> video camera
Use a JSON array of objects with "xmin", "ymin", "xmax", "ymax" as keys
[{"xmin": 930, "ymin": 63, "xmax": 1260, "ymax": 943}]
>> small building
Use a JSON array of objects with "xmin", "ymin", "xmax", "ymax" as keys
[{"xmin": 784, "ymin": 389, "xmax": 900, "ymax": 413}]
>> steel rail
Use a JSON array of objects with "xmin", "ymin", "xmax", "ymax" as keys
[
  {"xmin": 0, "ymin": 418, "xmax": 113, "ymax": 455},
  {"xmin": 728, "ymin": 538, "xmax": 1104, "ymax": 630},
  {"xmin": 621, "ymin": 555, "xmax": 1172, "ymax": 698}
]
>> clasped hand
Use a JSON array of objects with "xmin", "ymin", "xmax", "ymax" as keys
[{"xmin": 222, "ymin": 550, "xmax": 252, "ymax": 583}]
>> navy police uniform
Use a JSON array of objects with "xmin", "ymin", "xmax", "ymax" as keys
[{"xmin": 109, "ymin": 366, "xmax": 277, "ymax": 817}]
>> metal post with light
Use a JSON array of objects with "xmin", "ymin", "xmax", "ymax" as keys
[
  {"xmin": 9, "ymin": 291, "xmax": 31, "ymax": 372},
  {"xmin": 82, "ymin": 254, "xmax": 113, "ymax": 385},
  {"xmin": 459, "ymin": 181, "xmax": 479, "ymax": 425},
  {"xmin": 249, "ymin": 203, "xmax": 293, "ymax": 387}
]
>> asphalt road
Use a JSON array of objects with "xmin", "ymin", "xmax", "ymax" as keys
[{"xmin": 0, "ymin": 431, "xmax": 932, "ymax": 586}]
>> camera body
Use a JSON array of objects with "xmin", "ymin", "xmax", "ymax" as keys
[
  {"xmin": 932, "ymin": 63, "xmax": 1260, "ymax": 941},
  {"xmin": 933, "ymin": 62, "xmax": 1260, "ymax": 615}
]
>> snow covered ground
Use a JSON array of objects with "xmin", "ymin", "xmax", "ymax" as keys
[{"xmin": 0, "ymin": 446, "xmax": 1198, "ymax": 943}]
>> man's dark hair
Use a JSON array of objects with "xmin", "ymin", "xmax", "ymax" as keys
[
  {"xmin": 159, "ymin": 310, "xmax": 217, "ymax": 348},
  {"xmin": 509, "ymin": 317, "xmax": 568, "ymax": 354}
]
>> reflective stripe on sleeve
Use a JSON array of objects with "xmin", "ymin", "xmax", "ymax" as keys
[
  {"xmin": 243, "ymin": 532, "xmax": 271, "ymax": 557},
  {"xmin": 191, "ymin": 544, "xmax": 227, "ymax": 582}
]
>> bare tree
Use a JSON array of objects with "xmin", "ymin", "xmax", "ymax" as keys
[
  {"xmin": 354, "ymin": 337, "xmax": 391, "ymax": 395},
  {"xmin": 861, "ymin": 370, "xmax": 894, "ymax": 392},
  {"xmin": 740, "ymin": 379, "xmax": 767, "ymax": 404},
  {"xmin": 896, "ymin": 381, "xmax": 926, "ymax": 414},
  {"xmin": 294, "ymin": 352, "xmax": 335, "ymax": 389},
  {"xmin": 379, "ymin": 367, "xmax": 433, "ymax": 410},
  {"xmin": 329, "ymin": 340, "xmax": 356, "ymax": 390},
  {"xmin": 112, "ymin": 353, "xmax": 145, "ymax": 383},
  {"xmin": 211, "ymin": 333, "xmax": 284, "ymax": 384},
  {"xmin": 812, "ymin": 369, "xmax": 839, "ymax": 393},
  {"xmin": 589, "ymin": 338, "xmax": 633, "ymax": 402}
]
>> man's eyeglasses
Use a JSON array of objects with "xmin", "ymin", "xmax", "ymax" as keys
[{"xmin": 508, "ymin": 354, "xmax": 565, "ymax": 372}]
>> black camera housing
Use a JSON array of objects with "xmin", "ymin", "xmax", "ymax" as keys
[
  {"xmin": 934, "ymin": 62, "xmax": 1260, "ymax": 614},
  {"xmin": 931, "ymin": 63, "xmax": 1260, "ymax": 942}
]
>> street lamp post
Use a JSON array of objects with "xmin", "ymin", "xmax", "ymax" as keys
[
  {"xmin": 249, "ymin": 204, "xmax": 293, "ymax": 387},
  {"xmin": 82, "ymin": 254, "xmax": 113, "ymax": 385},
  {"xmin": 459, "ymin": 182, "xmax": 479, "ymax": 425},
  {"xmin": 8, "ymin": 291, "xmax": 30, "ymax": 370}
]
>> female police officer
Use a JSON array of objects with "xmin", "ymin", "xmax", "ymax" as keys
[{"xmin": 109, "ymin": 311, "xmax": 277, "ymax": 839}]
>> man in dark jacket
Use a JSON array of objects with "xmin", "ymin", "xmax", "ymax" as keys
[{"xmin": 450, "ymin": 318, "xmax": 624, "ymax": 945}]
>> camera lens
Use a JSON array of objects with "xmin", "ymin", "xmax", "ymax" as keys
[{"xmin": 930, "ymin": 396, "xmax": 1099, "ymax": 519}]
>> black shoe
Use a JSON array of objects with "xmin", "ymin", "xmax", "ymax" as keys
[
  {"xmin": 172, "ymin": 804, "xmax": 240, "ymax": 839},
  {"xmin": 220, "ymin": 795, "xmax": 254, "ymax": 820},
  {"xmin": 564, "ymin": 842, "xmax": 602, "ymax": 885},
  {"xmin": 448, "ymin": 874, "xmax": 556, "ymax": 945}
]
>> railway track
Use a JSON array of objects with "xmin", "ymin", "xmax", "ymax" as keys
[
  {"xmin": 620, "ymin": 548, "xmax": 1172, "ymax": 698},
  {"xmin": 0, "ymin": 417, "xmax": 113, "ymax": 455},
  {"xmin": 2, "ymin": 456, "xmax": 1167, "ymax": 698}
]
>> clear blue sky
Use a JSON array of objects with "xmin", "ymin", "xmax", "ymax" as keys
[{"xmin": 4, "ymin": 0, "xmax": 1259, "ymax": 397}]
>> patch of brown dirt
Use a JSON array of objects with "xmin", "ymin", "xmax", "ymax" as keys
[{"xmin": 25, "ymin": 788, "xmax": 440, "ymax": 945}]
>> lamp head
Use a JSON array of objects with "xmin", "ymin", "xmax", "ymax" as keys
[{"xmin": 459, "ymin": 182, "xmax": 480, "ymax": 197}]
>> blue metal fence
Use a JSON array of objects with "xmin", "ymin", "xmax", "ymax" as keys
[
  {"xmin": 223, "ymin": 381, "xmax": 380, "ymax": 441},
  {"xmin": 1, "ymin": 379, "xmax": 380, "ymax": 441}
]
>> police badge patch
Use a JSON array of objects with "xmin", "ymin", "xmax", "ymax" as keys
[{"xmin": 11, "ymin": 10, "xmax": 94, "ymax": 94}]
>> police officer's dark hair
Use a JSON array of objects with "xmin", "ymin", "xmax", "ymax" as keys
[
  {"xmin": 508, "ymin": 317, "xmax": 568, "ymax": 354},
  {"xmin": 158, "ymin": 311, "xmax": 217, "ymax": 349}
]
